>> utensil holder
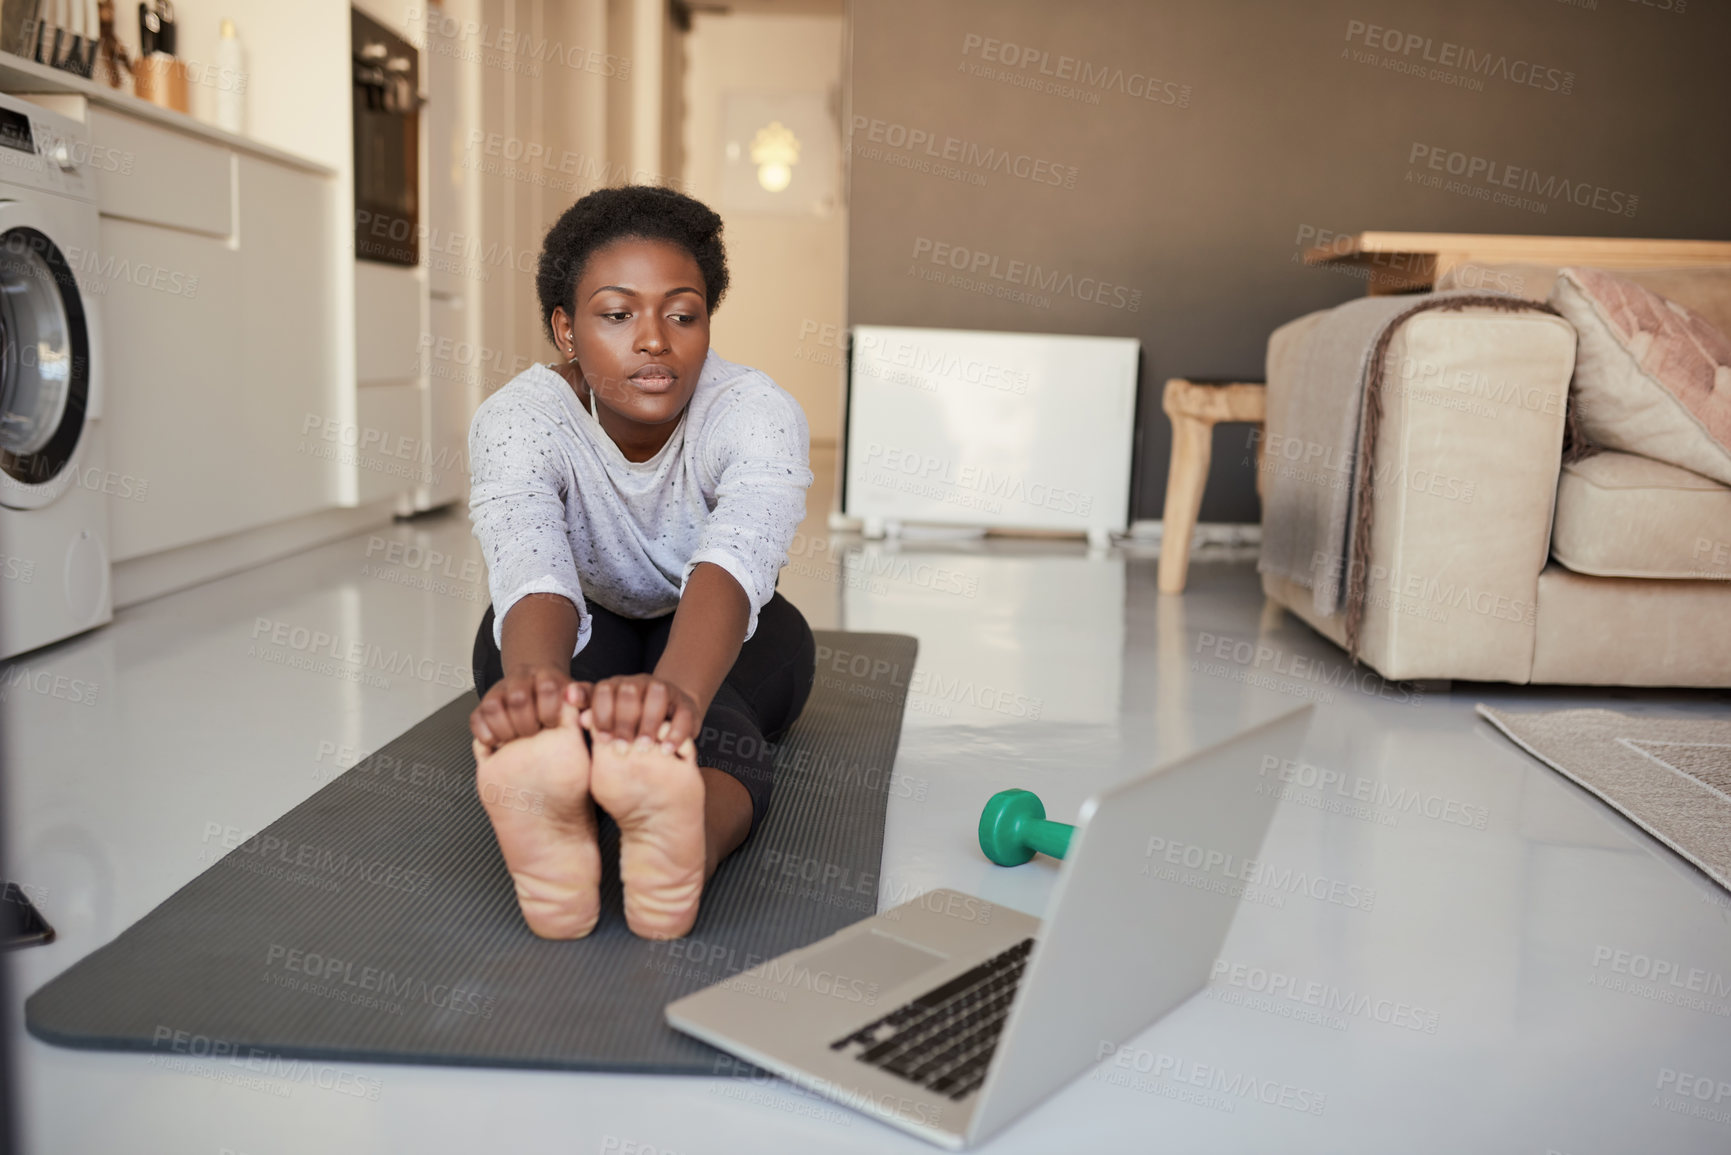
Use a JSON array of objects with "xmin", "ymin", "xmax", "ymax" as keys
[{"xmin": 132, "ymin": 51, "xmax": 187, "ymax": 111}]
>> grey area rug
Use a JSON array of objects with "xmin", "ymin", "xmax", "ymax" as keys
[
  {"xmin": 1478, "ymin": 704, "xmax": 1731, "ymax": 892},
  {"xmin": 26, "ymin": 632, "xmax": 917, "ymax": 1074}
]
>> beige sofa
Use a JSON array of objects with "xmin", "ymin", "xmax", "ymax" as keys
[{"xmin": 1260, "ymin": 265, "xmax": 1731, "ymax": 688}]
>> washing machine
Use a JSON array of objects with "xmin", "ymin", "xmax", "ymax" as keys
[{"xmin": 0, "ymin": 92, "xmax": 110, "ymax": 660}]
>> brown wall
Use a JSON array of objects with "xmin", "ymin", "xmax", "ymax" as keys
[{"xmin": 846, "ymin": 0, "xmax": 1730, "ymax": 523}]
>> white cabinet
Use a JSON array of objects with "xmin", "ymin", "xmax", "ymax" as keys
[
  {"xmin": 355, "ymin": 262, "xmax": 426, "ymax": 386},
  {"xmin": 100, "ymin": 217, "xmax": 245, "ymax": 561},
  {"xmin": 98, "ymin": 114, "xmax": 349, "ymax": 561},
  {"xmin": 421, "ymin": 293, "xmax": 475, "ymax": 510},
  {"xmin": 237, "ymin": 154, "xmax": 346, "ymax": 518},
  {"xmin": 87, "ymin": 108, "xmax": 234, "ymax": 238},
  {"xmin": 353, "ymin": 382, "xmax": 428, "ymax": 507}
]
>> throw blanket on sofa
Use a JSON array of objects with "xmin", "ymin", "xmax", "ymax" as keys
[{"xmin": 1258, "ymin": 291, "xmax": 1560, "ymax": 659}]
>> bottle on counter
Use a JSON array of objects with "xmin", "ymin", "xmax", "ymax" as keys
[{"xmin": 216, "ymin": 18, "xmax": 245, "ymax": 133}]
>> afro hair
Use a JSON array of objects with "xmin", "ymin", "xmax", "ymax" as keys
[{"xmin": 535, "ymin": 185, "xmax": 729, "ymax": 345}]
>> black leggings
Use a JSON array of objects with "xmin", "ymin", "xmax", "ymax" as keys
[{"xmin": 471, "ymin": 593, "xmax": 816, "ymax": 836}]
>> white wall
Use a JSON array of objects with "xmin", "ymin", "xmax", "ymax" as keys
[
  {"xmin": 683, "ymin": 11, "xmax": 847, "ymax": 447},
  {"xmin": 471, "ymin": 0, "xmax": 617, "ymax": 385}
]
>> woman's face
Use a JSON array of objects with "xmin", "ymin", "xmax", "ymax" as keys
[{"xmin": 552, "ymin": 237, "xmax": 710, "ymax": 436}]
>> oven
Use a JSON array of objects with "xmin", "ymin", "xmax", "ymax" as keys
[{"xmin": 351, "ymin": 6, "xmax": 419, "ymax": 266}]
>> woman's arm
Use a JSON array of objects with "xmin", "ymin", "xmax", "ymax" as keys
[
  {"xmin": 469, "ymin": 594, "xmax": 584, "ymax": 751},
  {"xmin": 467, "ymin": 388, "xmax": 591, "ymax": 751},
  {"xmin": 585, "ymin": 562, "xmax": 747, "ymax": 745}
]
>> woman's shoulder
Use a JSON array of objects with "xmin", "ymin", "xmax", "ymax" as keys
[
  {"xmin": 689, "ymin": 350, "xmax": 807, "ymax": 432},
  {"xmin": 471, "ymin": 363, "xmax": 577, "ymax": 432}
]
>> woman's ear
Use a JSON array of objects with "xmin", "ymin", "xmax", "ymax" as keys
[{"xmin": 551, "ymin": 306, "xmax": 579, "ymax": 361}]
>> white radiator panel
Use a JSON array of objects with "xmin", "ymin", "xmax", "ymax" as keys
[{"xmin": 843, "ymin": 326, "xmax": 1138, "ymax": 539}]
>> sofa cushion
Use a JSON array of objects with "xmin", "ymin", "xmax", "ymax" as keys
[
  {"xmin": 1531, "ymin": 564, "xmax": 1731, "ymax": 687},
  {"xmin": 1552, "ymin": 451, "xmax": 1731, "ymax": 580},
  {"xmin": 1549, "ymin": 267, "xmax": 1731, "ymax": 485},
  {"xmin": 1438, "ymin": 264, "xmax": 1731, "ymax": 337}
]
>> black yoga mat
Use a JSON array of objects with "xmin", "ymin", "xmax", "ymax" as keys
[{"xmin": 26, "ymin": 632, "xmax": 917, "ymax": 1074}]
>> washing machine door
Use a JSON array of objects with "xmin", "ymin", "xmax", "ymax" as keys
[{"xmin": 0, "ymin": 210, "xmax": 91, "ymax": 511}]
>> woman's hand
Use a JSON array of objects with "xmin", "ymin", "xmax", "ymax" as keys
[
  {"xmin": 584, "ymin": 674, "xmax": 701, "ymax": 751},
  {"xmin": 470, "ymin": 667, "xmax": 589, "ymax": 752}
]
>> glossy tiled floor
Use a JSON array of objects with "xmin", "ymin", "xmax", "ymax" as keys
[{"xmin": 5, "ymin": 449, "xmax": 1730, "ymax": 1154}]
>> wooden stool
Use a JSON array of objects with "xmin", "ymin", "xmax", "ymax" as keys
[{"xmin": 1157, "ymin": 378, "xmax": 1266, "ymax": 594}]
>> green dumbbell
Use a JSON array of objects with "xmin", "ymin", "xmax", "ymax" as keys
[{"xmin": 978, "ymin": 789, "xmax": 1074, "ymax": 866}]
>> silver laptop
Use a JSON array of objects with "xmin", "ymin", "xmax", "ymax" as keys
[{"xmin": 666, "ymin": 706, "xmax": 1311, "ymax": 1148}]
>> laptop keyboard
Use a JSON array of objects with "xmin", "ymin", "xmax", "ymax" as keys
[{"xmin": 828, "ymin": 937, "xmax": 1034, "ymax": 1101}]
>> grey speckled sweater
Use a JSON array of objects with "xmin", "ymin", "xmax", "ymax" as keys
[{"xmin": 468, "ymin": 349, "xmax": 813, "ymax": 655}]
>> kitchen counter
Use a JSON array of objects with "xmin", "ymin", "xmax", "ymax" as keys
[{"xmin": 0, "ymin": 46, "xmax": 333, "ymax": 175}]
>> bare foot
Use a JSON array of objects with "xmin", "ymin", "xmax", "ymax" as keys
[
  {"xmin": 473, "ymin": 688, "xmax": 602, "ymax": 939},
  {"xmin": 587, "ymin": 723, "xmax": 707, "ymax": 940}
]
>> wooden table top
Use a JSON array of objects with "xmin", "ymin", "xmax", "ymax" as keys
[{"xmin": 1301, "ymin": 231, "xmax": 1731, "ymax": 294}]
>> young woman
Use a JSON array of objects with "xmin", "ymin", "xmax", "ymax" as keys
[{"xmin": 466, "ymin": 185, "xmax": 815, "ymax": 941}]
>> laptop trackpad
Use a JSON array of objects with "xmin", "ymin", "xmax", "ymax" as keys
[{"xmin": 803, "ymin": 930, "xmax": 947, "ymax": 992}]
